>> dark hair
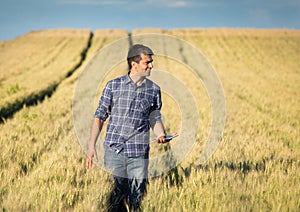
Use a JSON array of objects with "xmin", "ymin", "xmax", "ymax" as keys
[
  {"xmin": 127, "ymin": 44, "xmax": 153, "ymax": 74},
  {"xmin": 127, "ymin": 55, "xmax": 142, "ymax": 73}
]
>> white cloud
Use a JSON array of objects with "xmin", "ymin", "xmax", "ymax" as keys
[
  {"xmin": 249, "ymin": 8, "xmax": 271, "ymax": 23},
  {"xmin": 57, "ymin": 0, "xmax": 221, "ymax": 8},
  {"xmin": 57, "ymin": 0, "xmax": 127, "ymax": 5},
  {"xmin": 166, "ymin": 1, "xmax": 189, "ymax": 7},
  {"xmin": 243, "ymin": 0, "xmax": 300, "ymax": 8},
  {"xmin": 145, "ymin": 0, "xmax": 202, "ymax": 8}
]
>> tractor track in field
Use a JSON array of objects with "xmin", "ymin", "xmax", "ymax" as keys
[
  {"xmin": 0, "ymin": 31, "xmax": 94, "ymax": 123},
  {"xmin": 72, "ymin": 33, "xmax": 225, "ymax": 177},
  {"xmin": 1, "ymin": 30, "xmax": 132, "ymax": 124},
  {"xmin": 2, "ymin": 31, "xmax": 225, "ymax": 167}
]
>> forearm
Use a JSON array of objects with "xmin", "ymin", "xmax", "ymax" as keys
[
  {"xmin": 88, "ymin": 118, "xmax": 103, "ymax": 149},
  {"xmin": 153, "ymin": 121, "xmax": 166, "ymax": 138}
]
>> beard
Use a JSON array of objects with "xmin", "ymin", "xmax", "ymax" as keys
[{"xmin": 132, "ymin": 69, "xmax": 151, "ymax": 78}]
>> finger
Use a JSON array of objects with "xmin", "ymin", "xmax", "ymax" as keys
[
  {"xmin": 158, "ymin": 137, "xmax": 165, "ymax": 143},
  {"xmin": 86, "ymin": 156, "xmax": 92, "ymax": 169},
  {"xmin": 85, "ymin": 158, "xmax": 89, "ymax": 169},
  {"xmin": 85, "ymin": 160, "xmax": 89, "ymax": 169}
]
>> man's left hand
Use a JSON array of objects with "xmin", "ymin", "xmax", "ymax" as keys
[{"xmin": 157, "ymin": 135, "xmax": 166, "ymax": 143}]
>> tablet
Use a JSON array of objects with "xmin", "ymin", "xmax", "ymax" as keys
[{"xmin": 165, "ymin": 134, "xmax": 179, "ymax": 141}]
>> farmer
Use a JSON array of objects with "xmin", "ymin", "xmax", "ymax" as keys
[{"xmin": 85, "ymin": 44, "xmax": 173, "ymax": 211}]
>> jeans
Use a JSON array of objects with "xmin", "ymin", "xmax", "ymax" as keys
[{"xmin": 104, "ymin": 147, "xmax": 149, "ymax": 210}]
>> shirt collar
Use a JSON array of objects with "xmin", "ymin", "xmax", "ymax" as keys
[
  {"xmin": 124, "ymin": 74, "xmax": 132, "ymax": 84},
  {"xmin": 124, "ymin": 74, "xmax": 146, "ymax": 87}
]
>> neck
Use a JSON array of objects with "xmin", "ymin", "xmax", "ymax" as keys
[{"xmin": 129, "ymin": 72, "xmax": 145, "ymax": 85}]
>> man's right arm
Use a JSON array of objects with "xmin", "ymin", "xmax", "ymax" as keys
[
  {"xmin": 86, "ymin": 81, "xmax": 112, "ymax": 169},
  {"xmin": 85, "ymin": 118, "xmax": 104, "ymax": 169}
]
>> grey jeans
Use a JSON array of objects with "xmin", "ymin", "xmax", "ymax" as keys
[{"xmin": 104, "ymin": 147, "xmax": 149, "ymax": 207}]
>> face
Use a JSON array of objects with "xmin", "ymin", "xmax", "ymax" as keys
[{"xmin": 131, "ymin": 54, "xmax": 153, "ymax": 77}]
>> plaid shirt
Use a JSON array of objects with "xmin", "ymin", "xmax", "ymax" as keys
[{"xmin": 94, "ymin": 74, "xmax": 162, "ymax": 158}]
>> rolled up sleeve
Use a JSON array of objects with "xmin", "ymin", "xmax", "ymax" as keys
[
  {"xmin": 149, "ymin": 89, "xmax": 162, "ymax": 128},
  {"xmin": 94, "ymin": 82, "xmax": 112, "ymax": 121}
]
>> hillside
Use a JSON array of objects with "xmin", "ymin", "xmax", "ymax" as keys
[{"xmin": 0, "ymin": 28, "xmax": 299, "ymax": 211}]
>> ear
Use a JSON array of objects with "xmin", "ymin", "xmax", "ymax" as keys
[{"xmin": 131, "ymin": 61, "xmax": 137, "ymax": 68}]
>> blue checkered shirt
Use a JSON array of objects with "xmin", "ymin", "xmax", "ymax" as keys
[{"xmin": 94, "ymin": 74, "xmax": 162, "ymax": 158}]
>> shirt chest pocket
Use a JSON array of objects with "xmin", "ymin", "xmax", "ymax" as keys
[{"xmin": 138, "ymin": 98, "xmax": 153, "ymax": 115}]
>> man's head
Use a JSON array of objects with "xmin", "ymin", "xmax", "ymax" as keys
[{"xmin": 127, "ymin": 44, "xmax": 154, "ymax": 76}]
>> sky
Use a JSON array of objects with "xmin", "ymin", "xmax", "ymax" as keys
[{"xmin": 0, "ymin": 0, "xmax": 300, "ymax": 41}]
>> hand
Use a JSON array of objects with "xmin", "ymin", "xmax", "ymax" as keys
[
  {"xmin": 157, "ymin": 135, "xmax": 166, "ymax": 143},
  {"xmin": 157, "ymin": 132, "xmax": 178, "ymax": 144},
  {"xmin": 85, "ymin": 148, "xmax": 98, "ymax": 170}
]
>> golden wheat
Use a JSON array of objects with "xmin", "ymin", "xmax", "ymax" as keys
[{"xmin": 0, "ymin": 28, "xmax": 299, "ymax": 211}]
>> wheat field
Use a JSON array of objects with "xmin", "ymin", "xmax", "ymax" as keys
[{"xmin": 0, "ymin": 28, "xmax": 299, "ymax": 211}]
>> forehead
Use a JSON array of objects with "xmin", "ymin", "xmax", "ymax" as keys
[{"xmin": 140, "ymin": 54, "xmax": 153, "ymax": 61}]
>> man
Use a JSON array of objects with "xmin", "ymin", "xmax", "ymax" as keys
[{"xmin": 86, "ymin": 44, "xmax": 173, "ymax": 211}]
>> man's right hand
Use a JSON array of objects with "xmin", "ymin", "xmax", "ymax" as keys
[
  {"xmin": 86, "ymin": 118, "xmax": 103, "ymax": 170},
  {"xmin": 85, "ymin": 148, "xmax": 98, "ymax": 170}
]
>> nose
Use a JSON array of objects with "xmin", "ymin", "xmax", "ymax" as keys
[{"xmin": 148, "ymin": 62, "xmax": 153, "ymax": 69}]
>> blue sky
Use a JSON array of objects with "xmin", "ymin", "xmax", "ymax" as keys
[{"xmin": 0, "ymin": 0, "xmax": 300, "ymax": 41}]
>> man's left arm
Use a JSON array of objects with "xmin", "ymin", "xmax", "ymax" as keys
[
  {"xmin": 149, "ymin": 88, "xmax": 167, "ymax": 143},
  {"xmin": 152, "ymin": 120, "xmax": 167, "ymax": 143}
]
